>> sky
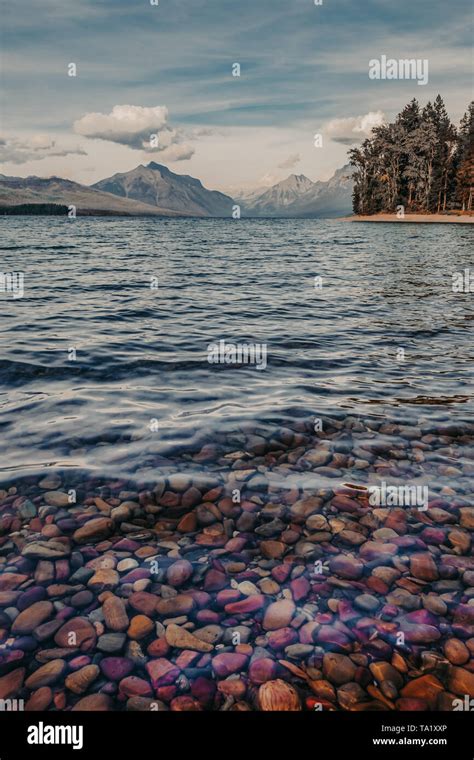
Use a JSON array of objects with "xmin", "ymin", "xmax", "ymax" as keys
[{"xmin": 1, "ymin": 0, "xmax": 472, "ymax": 191}]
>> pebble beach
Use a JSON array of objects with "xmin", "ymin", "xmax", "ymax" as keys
[{"xmin": 1, "ymin": 413, "xmax": 473, "ymax": 712}]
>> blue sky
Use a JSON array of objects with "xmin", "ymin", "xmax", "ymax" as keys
[{"xmin": 1, "ymin": 0, "xmax": 472, "ymax": 188}]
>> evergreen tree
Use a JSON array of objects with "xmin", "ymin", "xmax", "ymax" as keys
[
  {"xmin": 455, "ymin": 102, "xmax": 474, "ymax": 211},
  {"xmin": 349, "ymin": 96, "xmax": 471, "ymax": 215}
]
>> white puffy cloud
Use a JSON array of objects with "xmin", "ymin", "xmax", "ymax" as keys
[
  {"xmin": 277, "ymin": 153, "xmax": 301, "ymax": 170},
  {"xmin": 74, "ymin": 105, "xmax": 168, "ymax": 147},
  {"xmin": 73, "ymin": 104, "xmax": 194, "ymax": 160},
  {"xmin": 0, "ymin": 135, "xmax": 86, "ymax": 164},
  {"xmin": 323, "ymin": 111, "xmax": 386, "ymax": 145},
  {"xmin": 157, "ymin": 143, "xmax": 195, "ymax": 162}
]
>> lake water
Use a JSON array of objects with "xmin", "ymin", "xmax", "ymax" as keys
[{"xmin": 0, "ymin": 216, "xmax": 473, "ymax": 486}]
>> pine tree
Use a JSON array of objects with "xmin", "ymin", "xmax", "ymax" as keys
[
  {"xmin": 349, "ymin": 96, "xmax": 470, "ymax": 215},
  {"xmin": 430, "ymin": 96, "xmax": 457, "ymax": 212},
  {"xmin": 455, "ymin": 102, "xmax": 474, "ymax": 211},
  {"xmin": 397, "ymin": 99, "xmax": 421, "ymax": 207}
]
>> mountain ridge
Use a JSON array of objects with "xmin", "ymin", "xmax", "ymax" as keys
[
  {"xmin": 0, "ymin": 163, "xmax": 354, "ymax": 217},
  {"xmin": 0, "ymin": 174, "xmax": 187, "ymax": 216},
  {"xmin": 92, "ymin": 162, "xmax": 235, "ymax": 217},
  {"xmin": 237, "ymin": 164, "xmax": 354, "ymax": 217}
]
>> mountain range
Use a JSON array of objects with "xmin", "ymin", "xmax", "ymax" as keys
[
  {"xmin": 236, "ymin": 165, "xmax": 354, "ymax": 217},
  {"xmin": 0, "ymin": 162, "xmax": 354, "ymax": 218},
  {"xmin": 0, "ymin": 174, "xmax": 183, "ymax": 216}
]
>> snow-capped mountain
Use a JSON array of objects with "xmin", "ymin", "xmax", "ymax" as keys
[{"xmin": 238, "ymin": 165, "xmax": 354, "ymax": 217}]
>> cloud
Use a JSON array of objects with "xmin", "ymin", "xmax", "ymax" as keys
[
  {"xmin": 277, "ymin": 153, "xmax": 301, "ymax": 170},
  {"xmin": 157, "ymin": 143, "xmax": 195, "ymax": 162},
  {"xmin": 323, "ymin": 111, "xmax": 386, "ymax": 145},
  {"xmin": 190, "ymin": 127, "xmax": 215, "ymax": 137},
  {"xmin": 0, "ymin": 135, "xmax": 86, "ymax": 164},
  {"xmin": 73, "ymin": 104, "xmax": 194, "ymax": 161},
  {"xmin": 74, "ymin": 105, "xmax": 168, "ymax": 147}
]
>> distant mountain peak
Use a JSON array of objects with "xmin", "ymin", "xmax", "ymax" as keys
[
  {"xmin": 275, "ymin": 173, "xmax": 314, "ymax": 190},
  {"xmin": 290, "ymin": 173, "xmax": 312, "ymax": 182},
  {"xmin": 239, "ymin": 164, "xmax": 354, "ymax": 218},
  {"xmin": 146, "ymin": 161, "xmax": 171, "ymax": 173},
  {"xmin": 93, "ymin": 162, "xmax": 234, "ymax": 217}
]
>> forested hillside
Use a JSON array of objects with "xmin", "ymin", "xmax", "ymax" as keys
[{"xmin": 349, "ymin": 97, "xmax": 473, "ymax": 214}]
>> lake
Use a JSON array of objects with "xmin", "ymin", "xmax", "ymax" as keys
[{"xmin": 1, "ymin": 216, "xmax": 472, "ymax": 487}]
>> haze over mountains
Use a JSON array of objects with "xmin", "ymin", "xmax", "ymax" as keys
[
  {"xmin": 236, "ymin": 174, "xmax": 315, "ymax": 210},
  {"xmin": 236, "ymin": 165, "xmax": 354, "ymax": 217},
  {"xmin": 0, "ymin": 162, "xmax": 354, "ymax": 218}
]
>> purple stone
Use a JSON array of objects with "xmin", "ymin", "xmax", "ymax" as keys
[
  {"xmin": 204, "ymin": 569, "xmax": 227, "ymax": 592},
  {"xmin": 212, "ymin": 653, "xmax": 248, "ymax": 677},
  {"xmin": 1, "ymin": 650, "xmax": 24, "ymax": 666},
  {"xmin": 100, "ymin": 657, "xmax": 134, "ymax": 681},
  {"xmin": 249, "ymin": 658, "xmax": 278, "ymax": 685},
  {"xmin": 196, "ymin": 653, "xmax": 212, "ymax": 668},
  {"xmin": 18, "ymin": 587, "xmax": 47, "ymax": 611},
  {"xmin": 120, "ymin": 569, "xmax": 150, "ymax": 583},
  {"xmin": 146, "ymin": 660, "xmax": 181, "ymax": 689},
  {"xmin": 420, "ymin": 528, "xmax": 446, "ymax": 545},
  {"xmin": 268, "ymin": 627, "xmax": 299, "ymax": 650},
  {"xmin": 57, "ymin": 606, "xmax": 75, "ymax": 620},
  {"xmin": 69, "ymin": 655, "xmax": 92, "ymax": 670},
  {"xmin": 401, "ymin": 623, "xmax": 441, "ymax": 643},
  {"xmin": 186, "ymin": 590, "xmax": 211, "ymax": 608},
  {"xmin": 196, "ymin": 610, "xmax": 221, "ymax": 624},
  {"xmin": 290, "ymin": 576, "xmax": 311, "ymax": 602},
  {"xmin": 216, "ymin": 589, "xmax": 241, "ymax": 607},
  {"xmin": 11, "ymin": 635, "xmax": 37, "ymax": 651},
  {"xmin": 381, "ymin": 604, "xmax": 398, "ymax": 619},
  {"xmin": 114, "ymin": 539, "xmax": 140, "ymax": 552},
  {"xmin": 101, "ymin": 682, "xmax": 117, "ymax": 695},
  {"xmin": 404, "ymin": 609, "xmax": 439, "ymax": 626},
  {"xmin": 56, "ymin": 519, "xmax": 78, "ymax": 533},
  {"xmin": 392, "ymin": 536, "xmax": 426, "ymax": 550},
  {"xmin": 315, "ymin": 626, "xmax": 351, "ymax": 652},
  {"xmin": 190, "ymin": 676, "xmax": 216, "ymax": 706},
  {"xmin": 54, "ymin": 559, "xmax": 70, "ymax": 581}
]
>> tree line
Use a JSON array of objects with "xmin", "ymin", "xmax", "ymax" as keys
[{"xmin": 349, "ymin": 96, "xmax": 473, "ymax": 215}]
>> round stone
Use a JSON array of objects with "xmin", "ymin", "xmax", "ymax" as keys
[
  {"xmin": 263, "ymin": 599, "xmax": 296, "ymax": 631},
  {"xmin": 322, "ymin": 653, "xmax": 356, "ymax": 685},
  {"xmin": 166, "ymin": 560, "xmax": 193, "ymax": 588},
  {"xmin": 11, "ymin": 601, "xmax": 54, "ymax": 634}
]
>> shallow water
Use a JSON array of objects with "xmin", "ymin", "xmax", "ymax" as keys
[
  {"xmin": 1, "ymin": 216, "xmax": 473, "ymax": 714},
  {"xmin": 0, "ymin": 216, "xmax": 473, "ymax": 483}
]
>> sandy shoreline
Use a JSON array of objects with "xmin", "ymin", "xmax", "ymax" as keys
[{"xmin": 341, "ymin": 214, "xmax": 474, "ymax": 224}]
